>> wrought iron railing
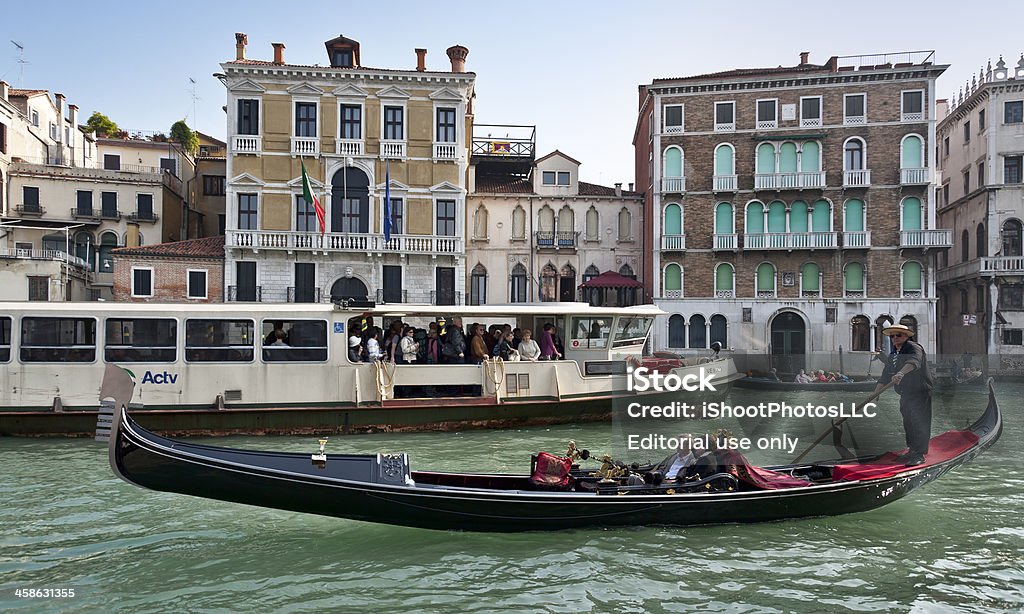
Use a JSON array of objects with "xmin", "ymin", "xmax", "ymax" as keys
[
  {"xmin": 228, "ymin": 285, "xmax": 262, "ymax": 302},
  {"xmin": 288, "ymin": 286, "xmax": 322, "ymax": 303},
  {"xmin": 376, "ymin": 288, "xmax": 408, "ymax": 304},
  {"xmin": 430, "ymin": 290, "xmax": 462, "ymax": 306}
]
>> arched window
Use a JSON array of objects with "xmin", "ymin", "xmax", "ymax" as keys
[
  {"xmin": 844, "ymin": 199, "xmax": 865, "ymax": 232},
  {"xmin": 715, "ymin": 263, "xmax": 734, "ymax": 297},
  {"xmin": 845, "ymin": 262, "xmax": 865, "ymax": 295},
  {"xmin": 767, "ymin": 201, "xmax": 786, "ymax": 248},
  {"xmin": 1002, "ymin": 219, "xmax": 1023, "ymax": 256},
  {"xmin": 331, "ymin": 167, "xmax": 370, "ymax": 233},
  {"xmin": 510, "ymin": 263, "xmax": 528, "ymax": 303},
  {"xmin": 585, "ymin": 206, "xmax": 599, "ymax": 241},
  {"xmin": 664, "ymin": 263, "xmax": 682, "ymax": 297},
  {"xmin": 790, "ymin": 200, "xmax": 809, "ymax": 234},
  {"xmin": 619, "ymin": 264, "xmax": 635, "ymax": 278},
  {"xmin": 851, "ymin": 315, "xmax": 870, "ymax": 351},
  {"xmin": 511, "ymin": 205, "xmax": 526, "ymax": 240},
  {"xmin": 902, "ymin": 261, "xmax": 923, "ymax": 296},
  {"xmin": 714, "ymin": 143, "xmax": 735, "ymax": 176},
  {"xmin": 778, "ymin": 142, "xmax": 798, "ymax": 173},
  {"xmin": 540, "ymin": 264, "xmax": 558, "ymax": 302},
  {"xmin": 715, "ymin": 203, "xmax": 734, "ymax": 236},
  {"xmin": 756, "ymin": 262, "xmax": 776, "ymax": 296},
  {"xmin": 664, "ymin": 203, "xmax": 682, "ymax": 236},
  {"xmin": 557, "ymin": 205, "xmax": 574, "ymax": 234},
  {"xmin": 961, "ymin": 229, "xmax": 970, "ymax": 262},
  {"xmin": 875, "ymin": 315, "xmax": 895, "ymax": 354},
  {"xmin": 901, "ymin": 197, "xmax": 922, "ymax": 231},
  {"xmin": 745, "ymin": 201, "xmax": 766, "ymax": 234},
  {"xmin": 668, "ymin": 314, "xmax": 686, "ymax": 348},
  {"xmin": 710, "ymin": 314, "xmax": 728, "ymax": 348},
  {"xmin": 756, "ymin": 143, "xmax": 776, "ymax": 174},
  {"xmin": 689, "ymin": 314, "xmax": 707, "ymax": 349},
  {"xmin": 801, "ymin": 262, "xmax": 820, "ymax": 296},
  {"xmin": 664, "ymin": 146, "xmax": 683, "ymax": 178},
  {"xmin": 901, "ymin": 134, "xmax": 924, "ymax": 169},
  {"xmin": 98, "ymin": 232, "xmax": 119, "ymax": 273},
  {"xmin": 899, "ymin": 315, "xmax": 919, "ymax": 337},
  {"xmin": 73, "ymin": 231, "xmax": 95, "ymax": 269},
  {"xmin": 843, "ymin": 138, "xmax": 865, "ymax": 170},
  {"xmin": 801, "ymin": 141, "xmax": 821, "ymax": 172},
  {"xmin": 811, "ymin": 199, "xmax": 832, "ymax": 234},
  {"xmin": 469, "ymin": 264, "xmax": 487, "ymax": 306},
  {"xmin": 473, "ymin": 205, "xmax": 488, "ymax": 239},
  {"xmin": 560, "ymin": 263, "xmax": 576, "ymax": 302},
  {"xmin": 583, "ymin": 264, "xmax": 601, "ymax": 305},
  {"xmin": 537, "ymin": 206, "xmax": 554, "ymax": 246},
  {"xmin": 976, "ymin": 223, "xmax": 986, "ymax": 258},
  {"xmin": 618, "ymin": 208, "xmax": 631, "ymax": 241}
]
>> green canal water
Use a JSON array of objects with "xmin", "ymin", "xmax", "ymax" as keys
[{"xmin": 1, "ymin": 383, "xmax": 1022, "ymax": 613}]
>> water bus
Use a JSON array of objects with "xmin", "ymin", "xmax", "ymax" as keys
[{"xmin": 0, "ymin": 301, "xmax": 742, "ymax": 436}]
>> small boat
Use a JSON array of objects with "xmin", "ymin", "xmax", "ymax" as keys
[
  {"xmin": 104, "ymin": 366, "xmax": 1002, "ymax": 532},
  {"xmin": 734, "ymin": 376, "xmax": 878, "ymax": 392}
]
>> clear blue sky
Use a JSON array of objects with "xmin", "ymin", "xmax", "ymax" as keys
[{"xmin": 3, "ymin": 0, "xmax": 1017, "ymax": 185}]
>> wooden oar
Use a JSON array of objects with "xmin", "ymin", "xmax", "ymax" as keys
[{"xmin": 791, "ymin": 381, "xmax": 894, "ymax": 464}]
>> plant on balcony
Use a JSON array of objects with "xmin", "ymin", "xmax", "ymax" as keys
[
  {"xmin": 170, "ymin": 120, "xmax": 198, "ymax": 156},
  {"xmin": 85, "ymin": 111, "xmax": 119, "ymax": 137}
]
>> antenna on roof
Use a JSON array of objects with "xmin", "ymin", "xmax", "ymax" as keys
[
  {"xmin": 187, "ymin": 77, "xmax": 200, "ymax": 130},
  {"xmin": 10, "ymin": 40, "xmax": 27, "ymax": 87}
]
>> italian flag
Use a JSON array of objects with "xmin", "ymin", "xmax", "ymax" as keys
[{"xmin": 301, "ymin": 161, "xmax": 326, "ymax": 235}]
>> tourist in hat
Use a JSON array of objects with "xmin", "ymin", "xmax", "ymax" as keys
[
  {"xmin": 873, "ymin": 324, "xmax": 934, "ymax": 466},
  {"xmin": 348, "ymin": 335, "xmax": 363, "ymax": 363}
]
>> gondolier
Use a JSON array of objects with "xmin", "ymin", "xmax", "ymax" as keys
[{"xmin": 873, "ymin": 324, "xmax": 934, "ymax": 467}]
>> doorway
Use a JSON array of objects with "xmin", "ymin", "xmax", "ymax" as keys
[{"xmin": 770, "ymin": 311, "xmax": 806, "ymax": 374}]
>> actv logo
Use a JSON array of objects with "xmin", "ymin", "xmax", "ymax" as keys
[{"xmin": 141, "ymin": 371, "xmax": 178, "ymax": 385}]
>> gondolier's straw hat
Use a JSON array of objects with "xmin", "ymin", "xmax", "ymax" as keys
[{"xmin": 882, "ymin": 324, "xmax": 915, "ymax": 337}]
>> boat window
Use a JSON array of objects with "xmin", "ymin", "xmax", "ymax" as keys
[
  {"xmin": 612, "ymin": 316, "xmax": 653, "ymax": 348},
  {"xmin": 261, "ymin": 319, "xmax": 328, "ymax": 362},
  {"xmin": 184, "ymin": 319, "xmax": 254, "ymax": 362},
  {"xmin": 569, "ymin": 317, "xmax": 610, "ymax": 349},
  {"xmin": 105, "ymin": 318, "xmax": 177, "ymax": 362},
  {"xmin": 21, "ymin": 317, "xmax": 96, "ymax": 362},
  {"xmin": 0, "ymin": 317, "xmax": 11, "ymax": 362}
]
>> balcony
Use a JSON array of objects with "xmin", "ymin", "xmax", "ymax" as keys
[
  {"xmin": 661, "ymin": 235, "xmax": 686, "ymax": 251},
  {"xmin": 376, "ymin": 288, "xmax": 408, "ymax": 304},
  {"xmin": 535, "ymin": 230, "xmax": 579, "ymax": 249},
  {"xmin": 99, "ymin": 209, "xmax": 121, "ymax": 221},
  {"xmin": 0, "ymin": 246, "xmax": 90, "ymax": 269},
  {"xmin": 661, "ymin": 177, "xmax": 686, "ymax": 193},
  {"xmin": 843, "ymin": 169, "xmax": 871, "ymax": 187},
  {"xmin": 901, "ymin": 168, "xmax": 930, "ymax": 185},
  {"xmin": 128, "ymin": 212, "xmax": 160, "ymax": 223},
  {"xmin": 937, "ymin": 256, "xmax": 1024, "ymax": 283},
  {"xmin": 14, "ymin": 204, "xmax": 45, "ymax": 216},
  {"xmin": 900, "ymin": 229, "xmax": 953, "ymax": 248},
  {"xmin": 754, "ymin": 171, "xmax": 826, "ymax": 190},
  {"xmin": 744, "ymin": 232, "xmax": 838, "ymax": 250},
  {"xmin": 291, "ymin": 137, "xmax": 320, "ymax": 157},
  {"xmin": 433, "ymin": 143, "xmax": 458, "ymax": 160},
  {"xmin": 233, "ymin": 135, "xmax": 262, "ymax": 155},
  {"xmin": 227, "ymin": 230, "xmax": 462, "ymax": 257},
  {"xmin": 228, "ymin": 285, "xmax": 262, "ymax": 302},
  {"xmin": 380, "ymin": 140, "xmax": 406, "ymax": 159},
  {"xmin": 335, "ymin": 139, "xmax": 363, "ymax": 156},
  {"xmin": 713, "ymin": 175, "xmax": 737, "ymax": 192},
  {"xmin": 843, "ymin": 231, "xmax": 872, "ymax": 248},
  {"xmin": 71, "ymin": 207, "xmax": 99, "ymax": 220},
  {"xmin": 287, "ymin": 287, "xmax": 322, "ymax": 303},
  {"xmin": 430, "ymin": 290, "xmax": 463, "ymax": 306},
  {"xmin": 714, "ymin": 234, "xmax": 738, "ymax": 250}
]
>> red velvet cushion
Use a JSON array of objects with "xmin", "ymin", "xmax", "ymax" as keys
[{"xmin": 530, "ymin": 451, "xmax": 573, "ymax": 487}]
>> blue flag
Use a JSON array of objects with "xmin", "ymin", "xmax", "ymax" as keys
[{"xmin": 383, "ymin": 160, "xmax": 392, "ymax": 243}]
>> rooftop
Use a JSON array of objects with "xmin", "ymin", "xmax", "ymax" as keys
[{"xmin": 113, "ymin": 236, "xmax": 225, "ymax": 259}]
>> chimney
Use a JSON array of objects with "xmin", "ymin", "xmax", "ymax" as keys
[
  {"xmin": 628, "ymin": 182, "xmax": 634, "ymax": 192},
  {"xmin": 446, "ymin": 45, "xmax": 468, "ymax": 73},
  {"xmin": 272, "ymin": 43, "xmax": 285, "ymax": 65},
  {"xmin": 799, "ymin": 51, "xmax": 810, "ymax": 65},
  {"xmin": 69, "ymin": 103, "xmax": 79, "ymax": 129},
  {"xmin": 614, "ymin": 183, "xmax": 623, "ymax": 197},
  {"xmin": 235, "ymin": 32, "xmax": 248, "ymax": 61},
  {"xmin": 54, "ymin": 93, "xmax": 65, "ymax": 145},
  {"xmin": 415, "ymin": 48, "xmax": 427, "ymax": 72},
  {"xmin": 0, "ymin": 80, "xmax": 8, "ymax": 101}
]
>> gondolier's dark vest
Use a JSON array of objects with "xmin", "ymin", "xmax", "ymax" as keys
[{"xmin": 884, "ymin": 340, "xmax": 934, "ymax": 395}]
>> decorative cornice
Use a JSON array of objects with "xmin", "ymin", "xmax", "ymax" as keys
[{"xmin": 648, "ymin": 67, "xmax": 946, "ymax": 96}]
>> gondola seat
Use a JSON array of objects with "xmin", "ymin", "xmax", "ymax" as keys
[{"xmin": 528, "ymin": 452, "xmax": 574, "ymax": 491}]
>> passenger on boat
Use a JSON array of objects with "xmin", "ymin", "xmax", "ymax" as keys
[
  {"xmin": 875, "ymin": 324, "xmax": 934, "ymax": 467},
  {"xmin": 794, "ymin": 369, "xmax": 813, "ymax": 383},
  {"xmin": 511, "ymin": 327, "xmax": 523, "ymax": 349},
  {"xmin": 539, "ymin": 324, "xmax": 562, "ymax": 360},
  {"xmin": 264, "ymin": 322, "xmax": 288, "ymax": 346},
  {"xmin": 366, "ymin": 328, "xmax": 383, "ymax": 361},
  {"xmin": 348, "ymin": 336, "xmax": 363, "ymax": 363},
  {"xmin": 768, "ymin": 368, "xmax": 780, "ymax": 381},
  {"xmin": 425, "ymin": 323, "xmax": 441, "ymax": 364},
  {"xmin": 493, "ymin": 331, "xmax": 519, "ymax": 361},
  {"xmin": 269, "ymin": 329, "xmax": 289, "ymax": 347},
  {"xmin": 518, "ymin": 329, "xmax": 541, "ymax": 361},
  {"xmin": 441, "ymin": 317, "xmax": 466, "ymax": 364},
  {"xmin": 469, "ymin": 325, "xmax": 488, "ymax": 364},
  {"xmin": 815, "ymin": 370, "xmax": 828, "ymax": 382},
  {"xmin": 655, "ymin": 434, "xmax": 697, "ymax": 481},
  {"xmin": 385, "ymin": 321, "xmax": 403, "ymax": 363},
  {"xmin": 399, "ymin": 326, "xmax": 419, "ymax": 364}
]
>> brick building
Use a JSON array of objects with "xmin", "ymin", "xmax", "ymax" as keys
[
  {"xmin": 111, "ymin": 235, "xmax": 224, "ymax": 302},
  {"xmin": 635, "ymin": 51, "xmax": 950, "ymax": 373},
  {"xmin": 936, "ymin": 54, "xmax": 1024, "ymax": 373}
]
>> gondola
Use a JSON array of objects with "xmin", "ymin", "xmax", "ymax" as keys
[
  {"xmin": 733, "ymin": 375, "xmax": 878, "ymax": 392},
  {"xmin": 105, "ymin": 369, "xmax": 1002, "ymax": 532}
]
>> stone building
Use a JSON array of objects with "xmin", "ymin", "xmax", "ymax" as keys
[
  {"xmin": 192, "ymin": 132, "xmax": 227, "ymax": 238},
  {"xmin": 936, "ymin": 55, "xmax": 1024, "ymax": 373},
  {"xmin": 220, "ymin": 33, "xmax": 474, "ymax": 304},
  {"xmin": 468, "ymin": 149, "xmax": 643, "ymax": 305},
  {"xmin": 634, "ymin": 51, "xmax": 950, "ymax": 372},
  {"xmin": 111, "ymin": 235, "xmax": 224, "ymax": 302}
]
